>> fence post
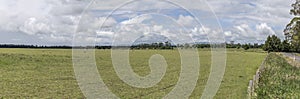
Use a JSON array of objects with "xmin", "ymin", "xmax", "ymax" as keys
[{"xmin": 248, "ymin": 80, "xmax": 253, "ymax": 98}]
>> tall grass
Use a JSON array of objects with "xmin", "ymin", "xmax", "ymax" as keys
[{"xmin": 255, "ymin": 53, "xmax": 300, "ymax": 98}]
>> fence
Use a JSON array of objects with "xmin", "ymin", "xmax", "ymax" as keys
[{"xmin": 247, "ymin": 53, "xmax": 269, "ymax": 98}]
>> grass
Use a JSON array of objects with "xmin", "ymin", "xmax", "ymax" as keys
[
  {"xmin": 0, "ymin": 48, "xmax": 267, "ymax": 98},
  {"xmin": 0, "ymin": 49, "xmax": 82, "ymax": 98},
  {"xmin": 280, "ymin": 53, "xmax": 300, "ymax": 67},
  {"xmin": 255, "ymin": 53, "xmax": 300, "ymax": 98}
]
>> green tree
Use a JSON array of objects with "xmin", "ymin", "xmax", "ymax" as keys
[
  {"xmin": 263, "ymin": 35, "xmax": 282, "ymax": 52},
  {"xmin": 164, "ymin": 41, "xmax": 172, "ymax": 49},
  {"xmin": 272, "ymin": 35, "xmax": 282, "ymax": 52},
  {"xmin": 281, "ymin": 40, "xmax": 291, "ymax": 52},
  {"xmin": 263, "ymin": 36, "xmax": 271, "ymax": 51},
  {"xmin": 158, "ymin": 42, "xmax": 164, "ymax": 49},
  {"xmin": 284, "ymin": 0, "xmax": 300, "ymax": 52},
  {"xmin": 236, "ymin": 43, "xmax": 241, "ymax": 49},
  {"xmin": 290, "ymin": 0, "xmax": 300, "ymax": 16},
  {"xmin": 242, "ymin": 44, "xmax": 250, "ymax": 50}
]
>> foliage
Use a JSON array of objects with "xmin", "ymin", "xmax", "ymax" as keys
[
  {"xmin": 284, "ymin": 0, "xmax": 300, "ymax": 52},
  {"xmin": 242, "ymin": 44, "xmax": 250, "ymax": 50},
  {"xmin": 0, "ymin": 42, "xmax": 263, "ymax": 51},
  {"xmin": 131, "ymin": 41, "xmax": 173, "ymax": 49},
  {"xmin": 237, "ymin": 43, "xmax": 241, "ymax": 49},
  {"xmin": 281, "ymin": 40, "xmax": 291, "ymax": 52},
  {"xmin": 255, "ymin": 53, "xmax": 300, "ymax": 98},
  {"xmin": 263, "ymin": 35, "xmax": 282, "ymax": 52},
  {"xmin": 0, "ymin": 44, "xmax": 72, "ymax": 49},
  {"xmin": 290, "ymin": 0, "xmax": 300, "ymax": 16}
]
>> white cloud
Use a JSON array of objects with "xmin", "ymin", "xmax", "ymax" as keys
[
  {"xmin": 92, "ymin": 0, "xmax": 209, "ymax": 11},
  {"xmin": 234, "ymin": 24, "xmax": 253, "ymax": 37},
  {"xmin": 153, "ymin": 25, "xmax": 163, "ymax": 32},
  {"xmin": 207, "ymin": 0, "xmax": 293, "ymax": 41},
  {"xmin": 121, "ymin": 15, "xmax": 151, "ymax": 25},
  {"xmin": 176, "ymin": 15, "xmax": 196, "ymax": 27},
  {"xmin": 256, "ymin": 23, "xmax": 275, "ymax": 35},
  {"xmin": 225, "ymin": 23, "xmax": 276, "ymax": 43},
  {"xmin": 20, "ymin": 17, "xmax": 50, "ymax": 35},
  {"xmin": 0, "ymin": 0, "xmax": 90, "ymax": 44},
  {"xmin": 0, "ymin": 0, "xmax": 296, "ymax": 45},
  {"xmin": 224, "ymin": 31, "xmax": 232, "ymax": 37}
]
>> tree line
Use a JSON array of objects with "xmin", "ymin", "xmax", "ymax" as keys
[
  {"xmin": 0, "ymin": 44, "xmax": 72, "ymax": 49},
  {"xmin": 107, "ymin": 42, "xmax": 263, "ymax": 50},
  {"xmin": 262, "ymin": 35, "xmax": 292, "ymax": 52},
  {"xmin": 0, "ymin": 42, "xmax": 263, "ymax": 50}
]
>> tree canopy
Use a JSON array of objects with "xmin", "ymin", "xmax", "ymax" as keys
[
  {"xmin": 263, "ymin": 35, "xmax": 282, "ymax": 52},
  {"xmin": 290, "ymin": 0, "xmax": 300, "ymax": 16},
  {"xmin": 284, "ymin": 0, "xmax": 300, "ymax": 52}
]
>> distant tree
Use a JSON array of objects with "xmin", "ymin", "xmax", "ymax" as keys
[
  {"xmin": 236, "ymin": 43, "xmax": 241, "ymax": 49},
  {"xmin": 158, "ymin": 42, "xmax": 164, "ymax": 48},
  {"xmin": 263, "ymin": 35, "xmax": 282, "ymax": 52},
  {"xmin": 242, "ymin": 44, "xmax": 250, "ymax": 50},
  {"xmin": 164, "ymin": 41, "xmax": 172, "ymax": 49},
  {"xmin": 248, "ymin": 43, "xmax": 254, "ymax": 48},
  {"xmin": 184, "ymin": 43, "xmax": 190, "ymax": 49},
  {"xmin": 195, "ymin": 44, "xmax": 210, "ymax": 48},
  {"xmin": 152, "ymin": 43, "xmax": 159, "ymax": 49},
  {"xmin": 253, "ymin": 43, "xmax": 259, "ymax": 48}
]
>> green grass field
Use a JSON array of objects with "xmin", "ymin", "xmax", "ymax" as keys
[{"xmin": 0, "ymin": 48, "xmax": 267, "ymax": 98}]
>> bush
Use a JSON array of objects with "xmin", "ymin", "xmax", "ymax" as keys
[{"xmin": 242, "ymin": 44, "xmax": 250, "ymax": 50}]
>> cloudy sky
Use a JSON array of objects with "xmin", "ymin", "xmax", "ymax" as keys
[{"xmin": 0, "ymin": 0, "xmax": 295, "ymax": 45}]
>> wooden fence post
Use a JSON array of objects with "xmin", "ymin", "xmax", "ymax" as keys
[{"xmin": 248, "ymin": 80, "xmax": 253, "ymax": 98}]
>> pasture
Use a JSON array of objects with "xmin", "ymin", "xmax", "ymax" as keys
[{"xmin": 0, "ymin": 48, "xmax": 267, "ymax": 98}]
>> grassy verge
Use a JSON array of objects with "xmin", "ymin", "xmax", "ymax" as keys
[{"xmin": 255, "ymin": 53, "xmax": 300, "ymax": 98}]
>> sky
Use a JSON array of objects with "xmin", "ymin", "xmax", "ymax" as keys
[{"xmin": 0, "ymin": 0, "xmax": 295, "ymax": 45}]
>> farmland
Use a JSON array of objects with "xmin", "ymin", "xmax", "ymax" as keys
[{"xmin": 0, "ymin": 48, "xmax": 267, "ymax": 98}]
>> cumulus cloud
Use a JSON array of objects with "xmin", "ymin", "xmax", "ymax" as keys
[
  {"xmin": 207, "ymin": 0, "xmax": 293, "ymax": 42},
  {"xmin": 0, "ymin": 0, "xmax": 91, "ymax": 44},
  {"xmin": 176, "ymin": 15, "xmax": 196, "ymax": 27},
  {"xmin": 225, "ymin": 23, "xmax": 276, "ymax": 43},
  {"xmin": 0, "ymin": 0, "xmax": 119, "ymax": 44},
  {"xmin": 19, "ymin": 15, "xmax": 82, "ymax": 42},
  {"xmin": 234, "ymin": 24, "xmax": 253, "ymax": 37},
  {"xmin": 20, "ymin": 18, "xmax": 49, "ymax": 35},
  {"xmin": 92, "ymin": 0, "xmax": 209, "ymax": 11},
  {"xmin": 256, "ymin": 23, "xmax": 275, "ymax": 35},
  {"xmin": 0, "ymin": 0, "xmax": 295, "ymax": 45}
]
